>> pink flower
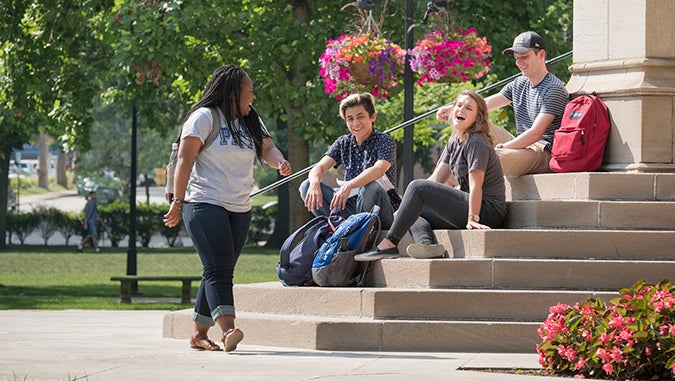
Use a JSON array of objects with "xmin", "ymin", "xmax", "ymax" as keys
[
  {"xmin": 573, "ymin": 374, "xmax": 586, "ymax": 379},
  {"xmin": 596, "ymin": 347, "xmax": 612, "ymax": 363},
  {"xmin": 610, "ymin": 346, "xmax": 623, "ymax": 363},
  {"xmin": 574, "ymin": 357, "xmax": 587, "ymax": 370},
  {"xmin": 602, "ymin": 363, "xmax": 614, "ymax": 375}
]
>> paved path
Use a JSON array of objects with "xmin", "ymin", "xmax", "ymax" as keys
[{"xmin": 0, "ymin": 310, "xmax": 570, "ymax": 381}]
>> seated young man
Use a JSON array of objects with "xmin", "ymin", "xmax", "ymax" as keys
[
  {"xmin": 299, "ymin": 92, "xmax": 397, "ymax": 229},
  {"xmin": 437, "ymin": 31, "xmax": 569, "ymax": 177}
]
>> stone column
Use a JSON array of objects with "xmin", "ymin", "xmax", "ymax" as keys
[{"xmin": 566, "ymin": 0, "xmax": 675, "ymax": 172}]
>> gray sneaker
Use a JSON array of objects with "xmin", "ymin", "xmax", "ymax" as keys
[
  {"xmin": 406, "ymin": 243, "xmax": 446, "ymax": 259},
  {"xmin": 354, "ymin": 247, "xmax": 399, "ymax": 261}
]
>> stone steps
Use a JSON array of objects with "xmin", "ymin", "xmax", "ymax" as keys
[
  {"xmin": 231, "ymin": 282, "xmax": 617, "ymax": 322},
  {"xmin": 505, "ymin": 200, "xmax": 675, "ymax": 229},
  {"xmin": 504, "ymin": 172, "xmax": 675, "ymax": 201},
  {"xmin": 366, "ymin": 258, "xmax": 675, "ymax": 290},
  {"xmin": 163, "ymin": 172, "xmax": 675, "ymax": 353},
  {"xmin": 435, "ymin": 229, "xmax": 675, "ymax": 260},
  {"xmin": 163, "ymin": 308, "xmax": 544, "ymax": 352}
]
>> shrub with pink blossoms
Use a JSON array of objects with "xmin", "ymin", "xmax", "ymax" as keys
[{"xmin": 537, "ymin": 279, "xmax": 675, "ymax": 380}]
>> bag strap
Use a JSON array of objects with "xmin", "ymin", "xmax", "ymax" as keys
[
  {"xmin": 202, "ymin": 107, "xmax": 221, "ymax": 152},
  {"xmin": 172, "ymin": 107, "xmax": 221, "ymax": 152},
  {"xmin": 279, "ymin": 215, "xmax": 327, "ymax": 267}
]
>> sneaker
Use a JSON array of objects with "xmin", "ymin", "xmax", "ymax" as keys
[
  {"xmin": 406, "ymin": 243, "xmax": 446, "ymax": 259},
  {"xmin": 354, "ymin": 247, "xmax": 399, "ymax": 262}
]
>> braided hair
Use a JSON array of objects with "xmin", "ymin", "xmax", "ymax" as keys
[{"xmin": 185, "ymin": 65, "xmax": 268, "ymax": 159}]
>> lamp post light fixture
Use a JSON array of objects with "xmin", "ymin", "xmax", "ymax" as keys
[{"xmin": 354, "ymin": 0, "xmax": 451, "ymax": 189}]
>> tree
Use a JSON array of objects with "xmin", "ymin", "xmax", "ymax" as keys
[{"xmin": 0, "ymin": 0, "xmax": 109, "ymax": 249}]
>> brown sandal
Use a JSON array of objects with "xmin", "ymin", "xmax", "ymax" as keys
[
  {"xmin": 189, "ymin": 335, "xmax": 222, "ymax": 351},
  {"xmin": 222, "ymin": 328, "xmax": 244, "ymax": 352}
]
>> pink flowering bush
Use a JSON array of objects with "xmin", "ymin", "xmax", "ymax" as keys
[
  {"xmin": 318, "ymin": 33, "xmax": 405, "ymax": 100},
  {"xmin": 408, "ymin": 28, "xmax": 491, "ymax": 86},
  {"xmin": 537, "ymin": 279, "xmax": 675, "ymax": 380}
]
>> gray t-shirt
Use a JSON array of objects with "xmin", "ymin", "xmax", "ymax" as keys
[
  {"xmin": 500, "ymin": 72, "xmax": 569, "ymax": 150},
  {"xmin": 442, "ymin": 132, "xmax": 507, "ymax": 217},
  {"xmin": 182, "ymin": 107, "xmax": 268, "ymax": 213}
]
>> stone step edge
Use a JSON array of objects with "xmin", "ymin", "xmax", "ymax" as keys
[{"xmin": 162, "ymin": 309, "xmax": 543, "ymax": 352}]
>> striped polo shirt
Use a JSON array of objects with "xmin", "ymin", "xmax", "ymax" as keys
[{"xmin": 500, "ymin": 72, "xmax": 569, "ymax": 149}]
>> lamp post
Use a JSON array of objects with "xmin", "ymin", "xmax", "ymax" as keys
[
  {"xmin": 355, "ymin": 0, "xmax": 450, "ymax": 189},
  {"xmin": 127, "ymin": 105, "xmax": 139, "ymax": 294},
  {"xmin": 14, "ymin": 152, "xmax": 21, "ymax": 212}
]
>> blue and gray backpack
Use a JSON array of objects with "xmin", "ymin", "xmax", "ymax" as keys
[{"xmin": 311, "ymin": 207, "xmax": 380, "ymax": 287}]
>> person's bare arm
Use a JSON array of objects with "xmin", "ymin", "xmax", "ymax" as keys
[
  {"xmin": 304, "ymin": 155, "xmax": 337, "ymax": 212},
  {"xmin": 163, "ymin": 136, "xmax": 201, "ymax": 228},
  {"xmin": 330, "ymin": 159, "xmax": 391, "ymax": 211},
  {"xmin": 261, "ymin": 137, "xmax": 292, "ymax": 176},
  {"xmin": 466, "ymin": 169, "xmax": 490, "ymax": 230},
  {"xmin": 497, "ymin": 112, "xmax": 555, "ymax": 149}
]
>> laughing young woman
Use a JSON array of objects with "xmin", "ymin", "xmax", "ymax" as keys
[{"xmin": 355, "ymin": 89, "xmax": 507, "ymax": 261}]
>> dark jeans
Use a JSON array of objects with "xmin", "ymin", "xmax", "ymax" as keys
[
  {"xmin": 299, "ymin": 180, "xmax": 394, "ymax": 229},
  {"xmin": 386, "ymin": 179, "xmax": 505, "ymax": 245},
  {"xmin": 182, "ymin": 202, "xmax": 251, "ymax": 326}
]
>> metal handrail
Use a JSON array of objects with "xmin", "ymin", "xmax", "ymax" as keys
[{"xmin": 251, "ymin": 50, "xmax": 573, "ymax": 197}]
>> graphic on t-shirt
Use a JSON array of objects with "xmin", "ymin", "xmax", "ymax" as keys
[{"xmin": 218, "ymin": 123, "xmax": 254, "ymax": 150}]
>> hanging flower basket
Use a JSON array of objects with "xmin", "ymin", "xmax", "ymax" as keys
[
  {"xmin": 408, "ymin": 28, "xmax": 492, "ymax": 86},
  {"xmin": 349, "ymin": 61, "xmax": 378, "ymax": 86},
  {"xmin": 319, "ymin": 33, "xmax": 405, "ymax": 100}
]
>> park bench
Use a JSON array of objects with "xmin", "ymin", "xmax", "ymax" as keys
[{"xmin": 110, "ymin": 275, "xmax": 202, "ymax": 304}]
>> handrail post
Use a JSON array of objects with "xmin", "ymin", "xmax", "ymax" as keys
[{"xmin": 402, "ymin": 0, "xmax": 415, "ymax": 189}]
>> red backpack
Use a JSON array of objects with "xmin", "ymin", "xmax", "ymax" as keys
[{"xmin": 549, "ymin": 94, "xmax": 610, "ymax": 173}]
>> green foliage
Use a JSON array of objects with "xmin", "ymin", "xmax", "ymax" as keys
[
  {"xmin": 6, "ymin": 210, "xmax": 40, "ymax": 244},
  {"xmin": 537, "ymin": 279, "xmax": 675, "ymax": 380},
  {"xmin": 31, "ymin": 205, "xmax": 62, "ymax": 245},
  {"xmin": 159, "ymin": 220, "xmax": 182, "ymax": 248},
  {"xmin": 53, "ymin": 210, "xmax": 82, "ymax": 247},
  {"xmin": 249, "ymin": 203, "xmax": 277, "ymax": 244},
  {"xmin": 98, "ymin": 202, "xmax": 129, "ymax": 247},
  {"xmin": 136, "ymin": 203, "xmax": 168, "ymax": 248}
]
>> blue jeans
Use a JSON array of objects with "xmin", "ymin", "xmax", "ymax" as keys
[
  {"xmin": 386, "ymin": 179, "xmax": 505, "ymax": 245},
  {"xmin": 182, "ymin": 202, "xmax": 251, "ymax": 326},
  {"xmin": 299, "ymin": 180, "xmax": 394, "ymax": 229}
]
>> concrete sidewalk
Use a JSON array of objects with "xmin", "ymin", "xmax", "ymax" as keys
[{"xmin": 0, "ymin": 310, "xmax": 572, "ymax": 381}]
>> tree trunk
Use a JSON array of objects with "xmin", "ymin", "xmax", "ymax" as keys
[
  {"xmin": 38, "ymin": 132, "xmax": 49, "ymax": 189},
  {"xmin": 286, "ymin": 0, "xmax": 313, "ymax": 232},
  {"xmin": 56, "ymin": 149, "xmax": 68, "ymax": 188}
]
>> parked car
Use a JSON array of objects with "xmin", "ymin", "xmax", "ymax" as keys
[{"xmin": 76, "ymin": 174, "xmax": 125, "ymax": 205}]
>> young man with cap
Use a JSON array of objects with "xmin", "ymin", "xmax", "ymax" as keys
[{"xmin": 437, "ymin": 31, "xmax": 569, "ymax": 176}]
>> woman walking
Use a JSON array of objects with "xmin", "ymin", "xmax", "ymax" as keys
[{"xmin": 163, "ymin": 65, "xmax": 292, "ymax": 352}]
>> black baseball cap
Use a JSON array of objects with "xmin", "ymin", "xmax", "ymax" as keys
[{"xmin": 503, "ymin": 31, "xmax": 546, "ymax": 55}]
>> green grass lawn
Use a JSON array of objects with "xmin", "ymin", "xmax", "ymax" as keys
[{"xmin": 0, "ymin": 244, "xmax": 279, "ymax": 310}]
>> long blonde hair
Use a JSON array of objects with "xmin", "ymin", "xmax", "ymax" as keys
[{"xmin": 454, "ymin": 89, "xmax": 494, "ymax": 145}]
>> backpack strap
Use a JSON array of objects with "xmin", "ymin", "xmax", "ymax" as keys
[
  {"xmin": 202, "ymin": 107, "xmax": 221, "ymax": 152},
  {"xmin": 279, "ymin": 215, "xmax": 327, "ymax": 268},
  {"xmin": 172, "ymin": 107, "xmax": 221, "ymax": 152}
]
